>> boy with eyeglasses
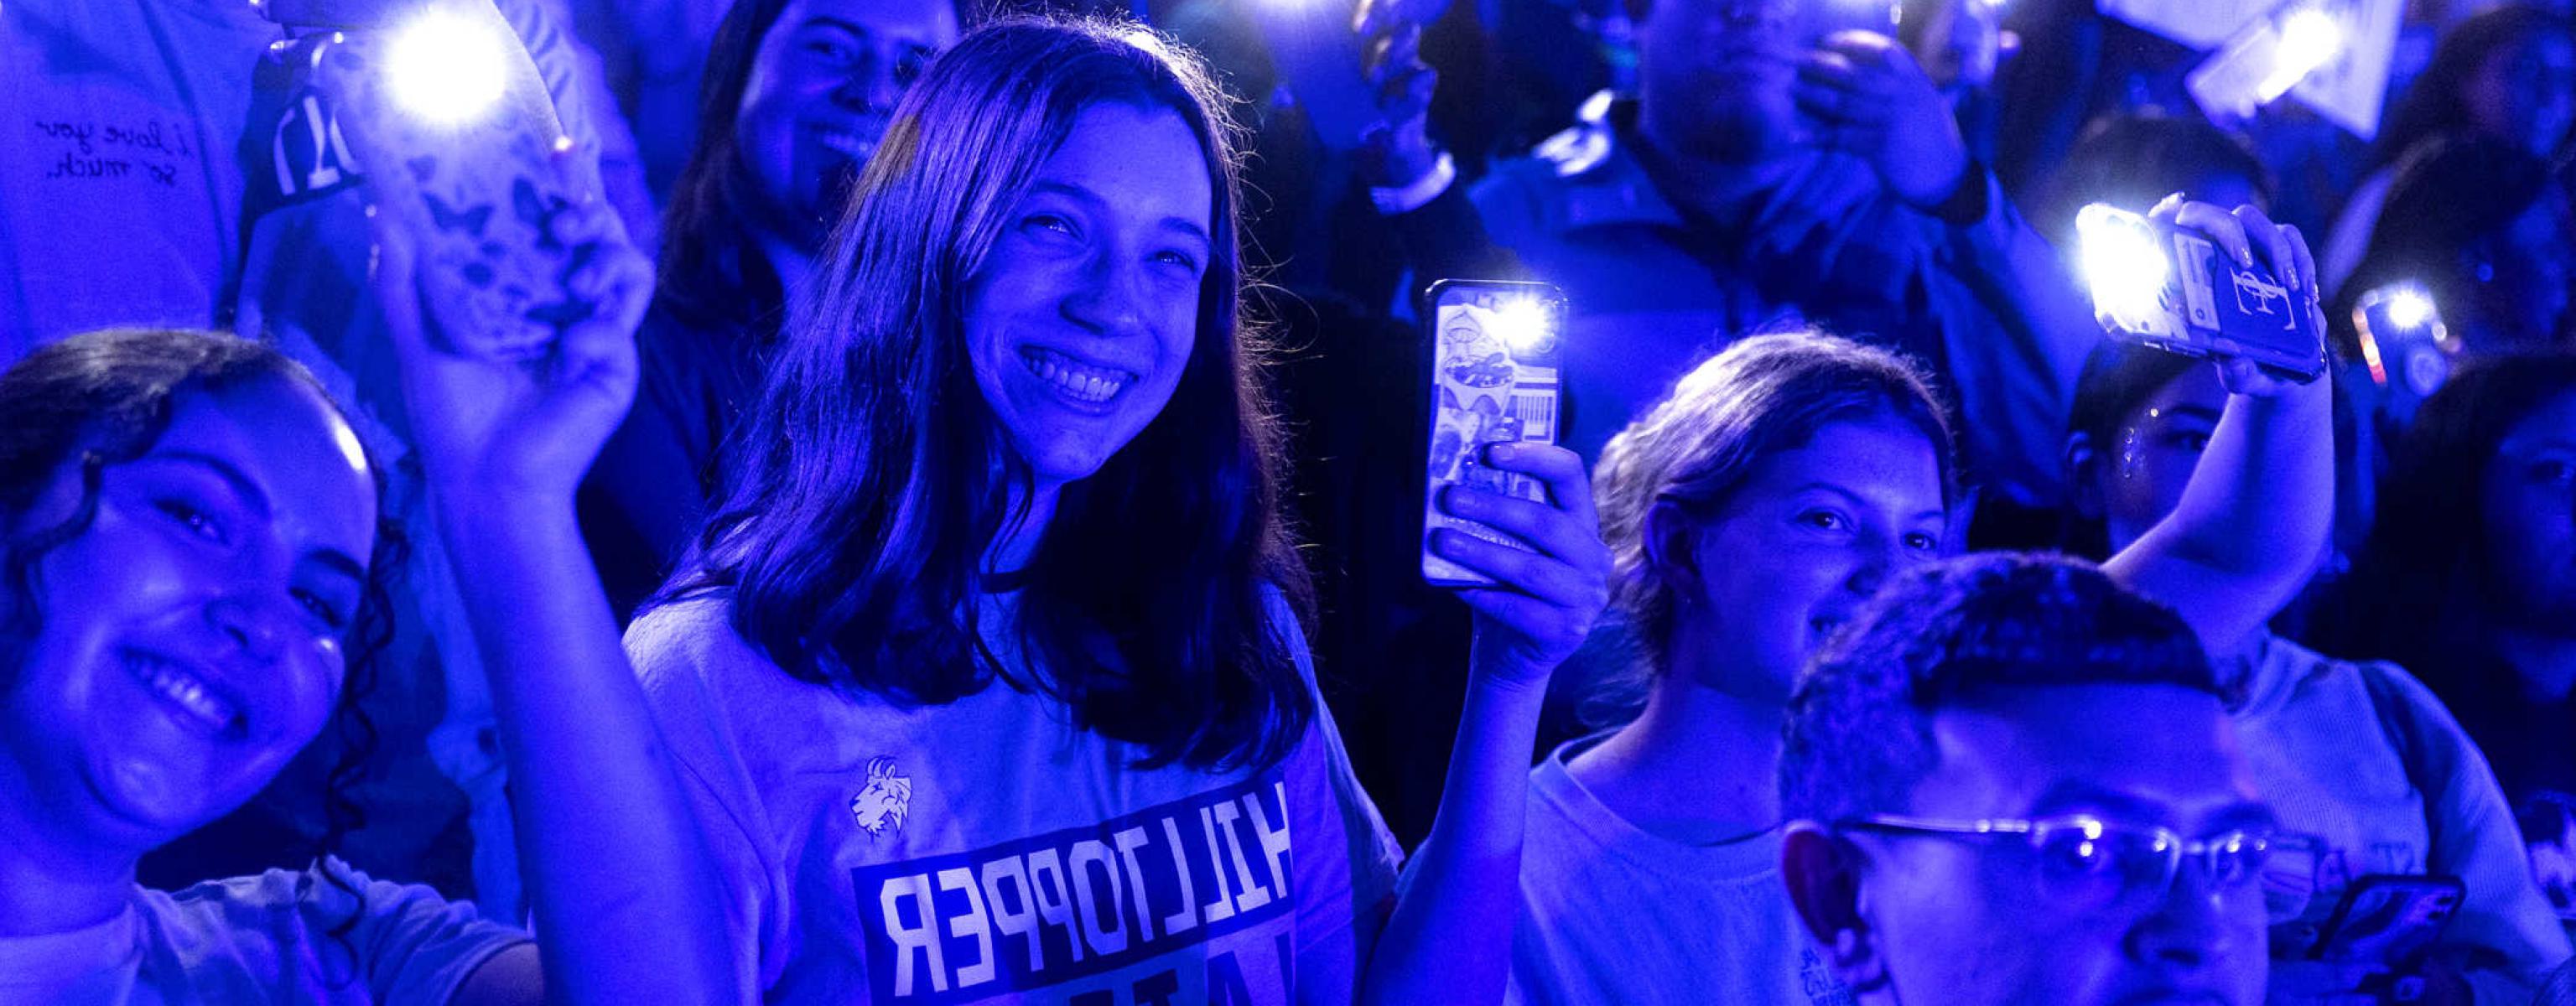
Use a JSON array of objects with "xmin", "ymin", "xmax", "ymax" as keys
[{"xmin": 1779, "ymin": 552, "xmax": 2310, "ymax": 1005}]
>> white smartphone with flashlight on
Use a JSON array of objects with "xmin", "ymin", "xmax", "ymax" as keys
[
  {"xmin": 1421, "ymin": 280, "xmax": 1566, "ymax": 589},
  {"xmin": 2075, "ymin": 202, "xmax": 2329, "ymax": 381},
  {"xmin": 289, "ymin": 1, "xmax": 618, "ymax": 360}
]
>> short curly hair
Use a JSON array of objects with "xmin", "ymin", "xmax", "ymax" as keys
[{"xmin": 1779, "ymin": 552, "xmax": 2224, "ymax": 823}]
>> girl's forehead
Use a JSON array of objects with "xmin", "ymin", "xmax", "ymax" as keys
[{"xmin": 149, "ymin": 381, "xmax": 377, "ymax": 557}]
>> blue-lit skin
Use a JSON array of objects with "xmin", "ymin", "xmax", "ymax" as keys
[
  {"xmin": 1833, "ymin": 682, "xmax": 2272, "ymax": 1005},
  {"xmin": 736, "ymin": 0, "xmax": 961, "ymax": 280},
  {"xmin": 2086, "ymin": 199, "xmax": 2339, "ymax": 661},
  {"xmin": 966, "ymin": 102, "xmax": 1206, "ymax": 549},
  {"xmin": 0, "ymin": 379, "xmax": 374, "ymax": 940},
  {"xmin": 1573, "ymin": 412, "xmax": 1942, "ymax": 845},
  {"xmin": 371, "ymin": 188, "xmax": 739, "ymax": 1003},
  {"xmin": 2478, "ymin": 389, "xmax": 2576, "ymax": 647},
  {"xmin": 1628, "ymin": 0, "xmax": 1971, "ymax": 209}
]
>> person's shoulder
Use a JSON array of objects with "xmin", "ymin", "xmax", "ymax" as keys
[{"xmin": 626, "ymin": 593, "xmax": 778, "ymax": 699}]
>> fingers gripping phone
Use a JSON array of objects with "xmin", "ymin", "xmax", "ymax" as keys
[
  {"xmin": 2307, "ymin": 874, "xmax": 2464, "ymax": 998},
  {"xmin": 1421, "ymin": 281, "xmax": 1566, "ymax": 588},
  {"xmin": 2076, "ymin": 203, "xmax": 2329, "ymax": 381}
]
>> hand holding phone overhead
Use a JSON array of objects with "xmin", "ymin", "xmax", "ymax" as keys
[{"xmin": 2077, "ymin": 196, "xmax": 2329, "ymax": 382}]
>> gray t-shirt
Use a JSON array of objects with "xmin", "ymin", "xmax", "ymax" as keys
[
  {"xmin": 0, "ymin": 859, "xmax": 527, "ymax": 1004},
  {"xmin": 1508, "ymin": 738, "xmax": 1855, "ymax": 1006},
  {"xmin": 626, "ymin": 594, "xmax": 1405, "ymax": 1004}
]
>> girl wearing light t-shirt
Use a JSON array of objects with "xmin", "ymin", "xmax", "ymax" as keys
[
  {"xmin": 630, "ymin": 16, "xmax": 1609, "ymax": 1006},
  {"xmin": 0, "ymin": 217, "xmax": 736, "ymax": 1001},
  {"xmin": 1512, "ymin": 203, "xmax": 2337, "ymax": 1005}
]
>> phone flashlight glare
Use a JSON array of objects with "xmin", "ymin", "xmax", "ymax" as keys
[{"xmin": 385, "ymin": 10, "xmax": 509, "ymax": 125}]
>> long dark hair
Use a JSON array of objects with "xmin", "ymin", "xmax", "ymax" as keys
[
  {"xmin": 2324, "ymin": 351, "xmax": 2576, "ymax": 672},
  {"xmin": 676, "ymin": 18, "xmax": 1314, "ymax": 771},
  {"xmin": 0, "ymin": 328, "xmax": 401, "ymax": 960},
  {"xmin": 654, "ymin": 0, "xmax": 799, "ymax": 335}
]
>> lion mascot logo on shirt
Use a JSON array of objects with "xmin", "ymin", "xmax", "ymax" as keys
[{"xmin": 851, "ymin": 756, "xmax": 913, "ymax": 838}]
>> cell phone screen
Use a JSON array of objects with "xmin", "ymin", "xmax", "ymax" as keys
[
  {"xmin": 2309, "ymin": 874, "xmax": 2464, "ymax": 971},
  {"xmin": 1420, "ymin": 281, "xmax": 1566, "ymax": 588}
]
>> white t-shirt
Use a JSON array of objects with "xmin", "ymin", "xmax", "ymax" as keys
[
  {"xmin": 0, "ymin": 859, "xmax": 527, "ymax": 1004},
  {"xmin": 1506, "ymin": 737, "xmax": 1856, "ymax": 1006},
  {"xmin": 626, "ymin": 594, "xmax": 1405, "ymax": 1004},
  {"xmin": 2233, "ymin": 635, "xmax": 2573, "ymax": 1002}
]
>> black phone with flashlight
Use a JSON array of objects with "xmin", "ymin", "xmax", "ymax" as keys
[
  {"xmin": 1243, "ymin": 0, "xmax": 1384, "ymax": 153},
  {"xmin": 2075, "ymin": 203, "xmax": 2329, "ymax": 381},
  {"xmin": 1421, "ymin": 280, "xmax": 1566, "ymax": 589},
  {"xmin": 2351, "ymin": 283, "xmax": 2454, "ymax": 426}
]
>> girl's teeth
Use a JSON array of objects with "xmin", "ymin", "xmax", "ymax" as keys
[
  {"xmin": 131, "ymin": 656, "xmax": 236, "ymax": 734},
  {"xmin": 1022, "ymin": 350, "xmax": 1130, "ymax": 404}
]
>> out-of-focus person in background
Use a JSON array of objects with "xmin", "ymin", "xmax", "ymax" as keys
[
  {"xmin": 2320, "ymin": 5, "xmax": 2574, "ymax": 297},
  {"xmin": 2334, "ymin": 137, "xmax": 2572, "ymax": 362},
  {"xmin": 2323, "ymin": 353, "xmax": 2576, "ymax": 931},
  {"xmin": 579, "ymin": 0, "xmax": 962, "ymax": 620},
  {"xmin": 1463, "ymin": 0, "xmax": 2096, "ymax": 516}
]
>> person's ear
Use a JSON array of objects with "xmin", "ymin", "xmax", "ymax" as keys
[
  {"xmin": 2064, "ymin": 431, "xmax": 2104, "ymax": 522},
  {"xmin": 1643, "ymin": 499, "xmax": 1702, "ymax": 600},
  {"xmin": 1782, "ymin": 822, "xmax": 1893, "ymax": 995}
]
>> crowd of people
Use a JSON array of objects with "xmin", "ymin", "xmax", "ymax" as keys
[{"xmin": 1, "ymin": 0, "xmax": 2572, "ymax": 1003}]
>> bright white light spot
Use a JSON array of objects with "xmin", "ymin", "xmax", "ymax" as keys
[
  {"xmin": 1489, "ymin": 298, "xmax": 1556, "ymax": 355},
  {"xmin": 2257, "ymin": 9, "xmax": 2343, "ymax": 101},
  {"xmin": 2078, "ymin": 206, "xmax": 2169, "ymax": 331},
  {"xmin": 2386, "ymin": 288, "xmax": 2433, "ymax": 329},
  {"xmin": 386, "ymin": 11, "xmax": 508, "ymax": 127}
]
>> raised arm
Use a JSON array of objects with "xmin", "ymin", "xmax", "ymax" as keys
[
  {"xmin": 1358, "ymin": 443, "xmax": 1612, "ymax": 1005},
  {"xmin": 370, "ymin": 158, "xmax": 740, "ymax": 1006},
  {"xmin": 2103, "ymin": 200, "xmax": 2335, "ymax": 661}
]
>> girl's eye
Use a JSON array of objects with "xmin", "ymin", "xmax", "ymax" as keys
[
  {"xmin": 1799, "ymin": 510, "xmax": 1846, "ymax": 532},
  {"xmin": 802, "ymin": 38, "xmax": 856, "ymax": 63},
  {"xmin": 1903, "ymin": 532, "xmax": 1940, "ymax": 552},
  {"xmin": 1023, "ymin": 214, "xmax": 1077, "ymax": 239},
  {"xmin": 1153, "ymin": 249, "xmax": 1201, "ymax": 272},
  {"xmin": 295, "ymin": 589, "xmax": 350, "ymax": 631},
  {"xmin": 157, "ymin": 500, "xmax": 226, "ymax": 544},
  {"xmin": 2534, "ymin": 459, "xmax": 2576, "ymax": 486}
]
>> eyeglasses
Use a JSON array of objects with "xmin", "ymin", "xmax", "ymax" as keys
[{"xmin": 1839, "ymin": 813, "xmax": 2324, "ymax": 924}]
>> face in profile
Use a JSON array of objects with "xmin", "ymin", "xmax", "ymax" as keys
[
  {"xmin": 0, "ymin": 376, "xmax": 376, "ymax": 851},
  {"xmin": 1857, "ymin": 683, "xmax": 2272, "ymax": 1005},
  {"xmin": 962, "ymin": 101, "xmax": 1213, "ymax": 490},
  {"xmin": 1636, "ymin": 0, "xmax": 1805, "ymax": 164},
  {"xmin": 2476, "ymin": 387, "xmax": 2576, "ymax": 632},
  {"xmin": 2088, "ymin": 366, "xmax": 2225, "ymax": 554},
  {"xmin": 736, "ymin": 0, "xmax": 961, "ymax": 242},
  {"xmin": 1669, "ymin": 411, "xmax": 1945, "ymax": 697}
]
